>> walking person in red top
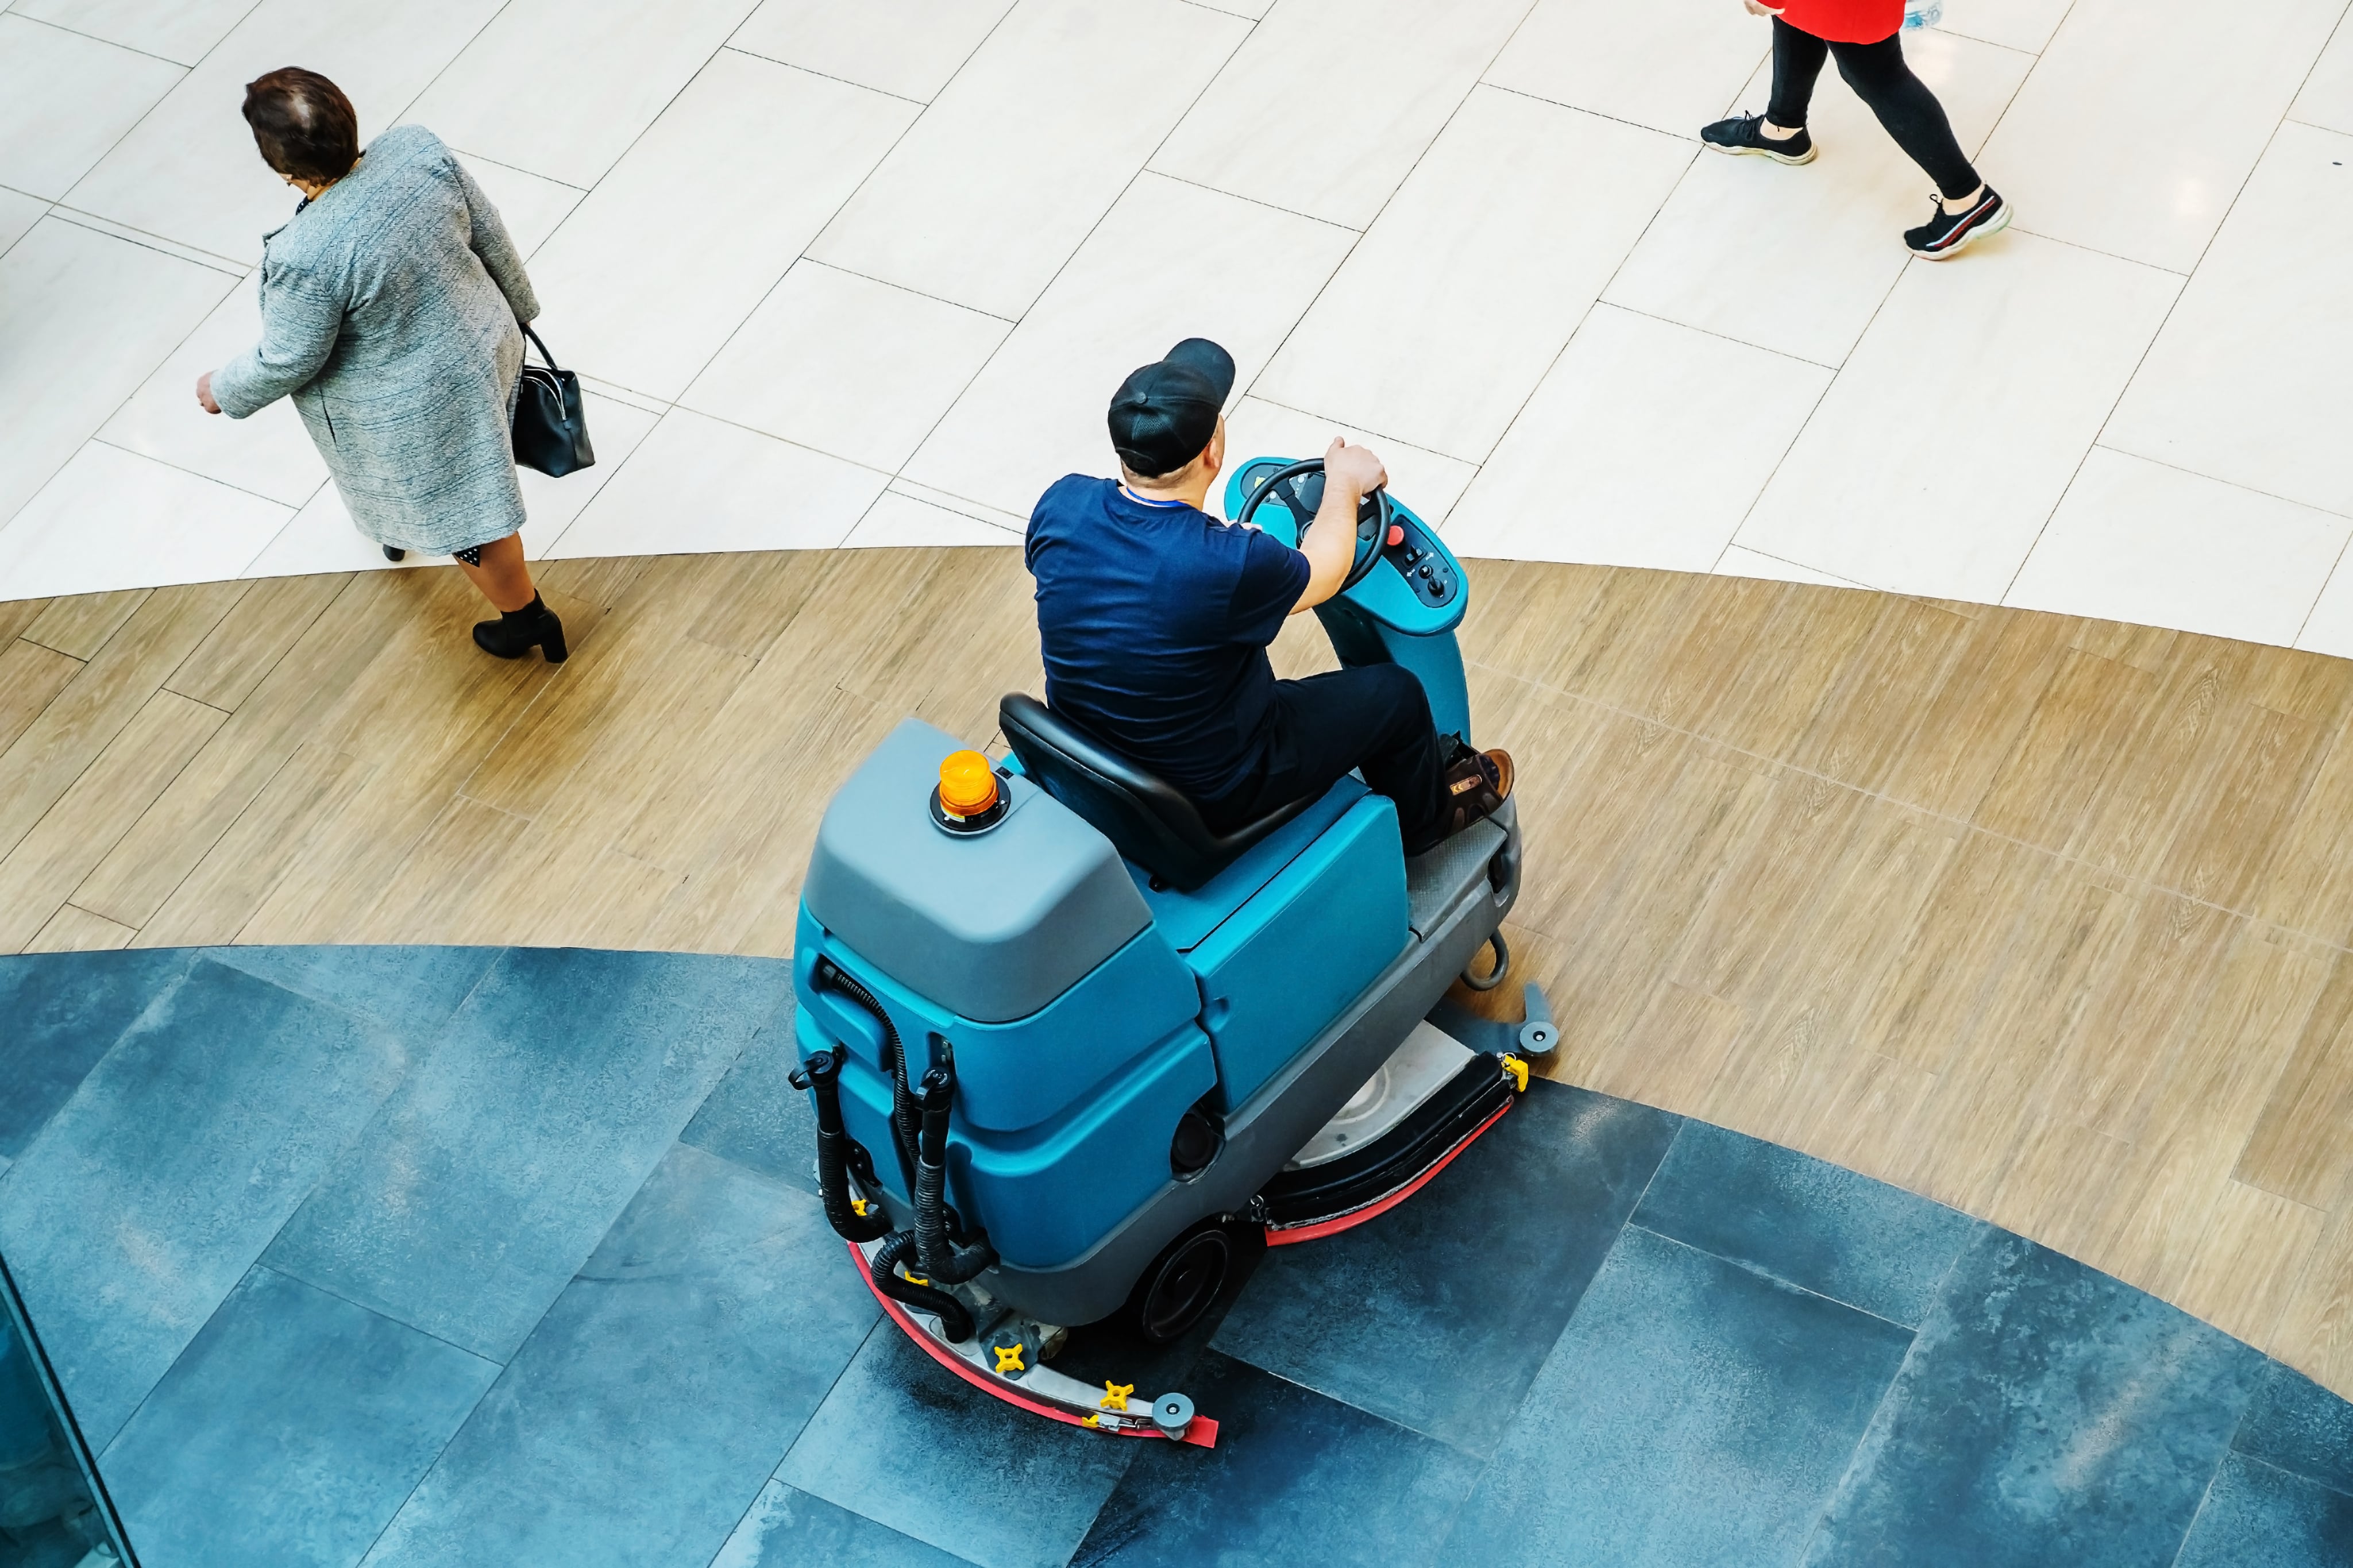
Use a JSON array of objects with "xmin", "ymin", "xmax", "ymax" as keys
[{"xmin": 1702, "ymin": 0, "xmax": 2009, "ymax": 258}]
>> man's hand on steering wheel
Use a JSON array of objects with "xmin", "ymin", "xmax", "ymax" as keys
[{"xmin": 1293, "ymin": 438, "xmax": 1387, "ymax": 613}]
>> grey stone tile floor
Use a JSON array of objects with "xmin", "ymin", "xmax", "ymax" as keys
[{"xmin": 1, "ymin": 945, "xmax": 2348, "ymax": 1568}]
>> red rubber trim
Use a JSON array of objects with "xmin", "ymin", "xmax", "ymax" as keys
[
  {"xmin": 1265, "ymin": 1097, "xmax": 1513, "ymax": 1247},
  {"xmin": 846, "ymin": 1241, "xmax": 1219, "ymax": 1449}
]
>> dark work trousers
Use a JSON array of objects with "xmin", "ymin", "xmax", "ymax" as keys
[
  {"xmin": 1200, "ymin": 663, "xmax": 1451, "ymax": 853},
  {"xmin": 1768, "ymin": 16, "xmax": 1980, "ymax": 200}
]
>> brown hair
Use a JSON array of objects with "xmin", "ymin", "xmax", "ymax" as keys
[{"xmin": 241, "ymin": 67, "xmax": 359, "ymax": 184}]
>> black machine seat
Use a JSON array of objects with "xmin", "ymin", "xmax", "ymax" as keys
[{"xmin": 999, "ymin": 693, "xmax": 1317, "ymax": 893}]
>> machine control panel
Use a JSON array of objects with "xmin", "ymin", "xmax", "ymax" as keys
[{"xmin": 1381, "ymin": 517, "xmax": 1455, "ymax": 609}]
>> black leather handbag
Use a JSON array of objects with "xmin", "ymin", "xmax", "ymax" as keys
[{"xmin": 511, "ymin": 322, "xmax": 594, "ymax": 477}]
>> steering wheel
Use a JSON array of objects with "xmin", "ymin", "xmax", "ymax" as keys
[{"xmin": 1236, "ymin": 458, "xmax": 1392, "ymax": 594}]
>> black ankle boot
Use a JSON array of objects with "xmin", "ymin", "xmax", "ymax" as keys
[{"xmin": 472, "ymin": 594, "xmax": 567, "ymax": 663}]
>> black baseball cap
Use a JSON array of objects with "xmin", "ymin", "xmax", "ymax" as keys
[{"xmin": 1107, "ymin": 338, "xmax": 1236, "ymax": 477}]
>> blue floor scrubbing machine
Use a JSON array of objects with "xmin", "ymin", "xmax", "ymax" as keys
[{"xmin": 789, "ymin": 458, "xmax": 1545, "ymax": 1446}]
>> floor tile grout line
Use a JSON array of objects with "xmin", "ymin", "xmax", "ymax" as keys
[
  {"xmin": 1625, "ymin": 1219, "xmax": 1928, "ymax": 1337},
  {"xmin": 252, "ymin": 1258, "xmax": 502, "ymax": 1368},
  {"xmin": 1955, "ymin": 0, "xmax": 2069, "ymax": 188},
  {"xmin": 877, "ymin": 4, "xmax": 1271, "ymax": 497},
  {"xmin": 2272, "ymin": 496, "xmax": 2342, "ymax": 655},
  {"xmin": 2165, "ymin": 1446, "xmax": 2230, "ymax": 1568},
  {"xmin": 2228, "ymin": 1443, "xmax": 2353, "ymax": 1505},
  {"xmin": 1475, "ymin": 74, "xmax": 1761, "ymax": 145},
  {"xmin": 2001, "ymin": 221, "xmax": 2192, "ymax": 276},
  {"xmin": 55, "ymin": 0, "xmax": 483, "ymax": 268},
  {"xmin": 2171, "ymin": 1161, "xmax": 2329, "ymax": 1360},
  {"xmin": 712, "ymin": 41, "xmax": 931, "ymax": 109},
  {"xmin": 2085, "ymin": 443, "xmax": 2353, "ymax": 527},
  {"xmin": 765, "ymin": 1315, "xmax": 1009, "ymax": 1568},
  {"xmin": 1711, "ymin": 543, "xmax": 1869, "ymax": 590},
  {"xmin": 1203, "ymin": 1343, "xmax": 1499, "ymax": 1465},
  {"xmin": 722, "ymin": 256, "xmax": 1020, "ymax": 327},
  {"xmin": 438, "ymin": 145, "xmax": 588, "ymax": 200},
  {"xmin": 205, "ymin": 947, "xmax": 513, "ymax": 1383},
  {"xmin": 1669, "ymin": 60, "xmax": 1876, "ymax": 583},
  {"xmin": 343, "ymin": 1256, "xmax": 519, "ymax": 1568},
  {"xmin": 87, "ymin": 1187, "xmax": 501, "ymax": 1467},
  {"xmin": 0, "ymin": 7, "xmax": 192, "ymax": 68},
  {"xmin": 68, "ymin": 0, "xmax": 267, "ymax": 75},
  {"xmin": 1999, "ymin": 102, "xmax": 2305, "ymax": 611},
  {"xmin": 1915, "ymin": 21, "xmax": 2045, "ymax": 63},
  {"xmin": 82, "ymin": 434, "xmax": 319, "ymax": 513},
  {"xmin": 1709, "ymin": 29, "xmax": 2041, "ymax": 584},
  {"xmin": 101, "ymin": 678, "xmax": 344, "ymax": 945},
  {"xmin": 632, "ymin": 404, "xmax": 901, "ymax": 485},
  {"xmin": 612, "ymin": 54, "xmax": 952, "ymax": 414},
  {"xmin": 657, "ymin": 0, "xmax": 1040, "ymax": 422},
  {"xmin": 1467, "ymin": 652, "xmax": 2353, "ymax": 956},
  {"xmin": 1132, "ymin": 165, "xmax": 1364, "ymax": 234},
  {"xmin": 1236, "ymin": 392, "xmax": 1479, "ymax": 473},
  {"xmin": 20, "ymin": 679, "xmax": 246, "ymax": 941},
  {"xmin": 412, "ymin": 0, "xmax": 698, "ymax": 272},
  {"xmin": 374, "ymin": 0, "xmax": 526, "ymax": 177},
  {"xmin": 0, "ymin": 219, "xmax": 246, "ymax": 547},
  {"xmin": 645, "ymin": 0, "xmax": 1049, "ymax": 456},
  {"xmin": 37, "ymin": 0, "xmax": 272, "ymax": 246},
  {"xmin": 0, "ymin": 198, "xmax": 54, "ymax": 266},
  {"xmin": 1588, "ymin": 296, "xmax": 1843, "ymax": 371},
  {"xmin": 1446, "ymin": 45, "xmax": 1781, "ymax": 504},
  {"xmin": 212, "ymin": 702, "xmax": 394, "ymax": 951},
  {"xmin": 704, "ymin": 1297, "xmax": 893, "ymax": 1567},
  {"xmin": 1229, "ymin": 0, "xmax": 1550, "ymax": 452},
  {"xmin": 1791, "ymin": 1218, "xmax": 1991, "ymax": 1564},
  {"xmin": 1220, "ymin": 1115, "xmax": 1699, "ymax": 1492},
  {"xmin": 39, "ymin": 207, "xmax": 248, "ymax": 275}
]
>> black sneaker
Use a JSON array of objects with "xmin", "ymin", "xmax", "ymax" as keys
[
  {"xmin": 1906, "ymin": 187, "xmax": 2010, "ymax": 258},
  {"xmin": 1700, "ymin": 113, "xmax": 1816, "ymax": 165}
]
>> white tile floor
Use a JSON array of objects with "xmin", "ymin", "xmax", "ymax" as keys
[{"xmin": 2, "ymin": 0, "xmax": 2351, "ymax": 656}]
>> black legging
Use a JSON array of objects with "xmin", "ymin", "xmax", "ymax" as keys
[{"xmin": 1768, "ymin": 17, "xmax": 1979, "ymax": 200}]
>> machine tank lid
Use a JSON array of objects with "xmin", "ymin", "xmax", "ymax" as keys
[{"xmin": 804, "ymin": 719, "xmax": 1154, "ymax": 1024}]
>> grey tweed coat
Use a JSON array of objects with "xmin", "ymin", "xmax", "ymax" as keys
[{"xmin": 213, "ymin": 125, "xmax": 541, "ymax": 555}]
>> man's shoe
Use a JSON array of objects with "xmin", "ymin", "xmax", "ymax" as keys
[
  {"xmin": 1907, "ymin": 187, "xmax": 2009, "ymax": 258},
  {"xmin": 1700, "ymin": 113, "xmax": 1816, "ymax": 165},
  {"xmin": 1409, "ymin": 745, "xmax": 1514, "ymax": 855}
]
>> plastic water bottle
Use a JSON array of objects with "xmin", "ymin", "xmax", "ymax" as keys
[{"xmin": 1904, "ymin": 0, "xmax": 1943, "ymax": 28}]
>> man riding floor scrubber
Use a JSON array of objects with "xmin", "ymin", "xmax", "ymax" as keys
[{"xmin": 787, "ymin": 449, "xmax": 1552, "ymax": 1446}]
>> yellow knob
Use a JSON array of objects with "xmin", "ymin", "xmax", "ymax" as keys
[{"xmin": 939, "ymin": 750, "xmax": 1000, "ymax": 817}]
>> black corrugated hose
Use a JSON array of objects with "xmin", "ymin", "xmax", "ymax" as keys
[
  {"xmin": 915, "ymin": 1068, "xmax": 998, "ymax": 1284},
  {"xmin": 799, "ymin": 960, "xmax": 990, "ymax": 1342},
  {"xmin": 791, "ymin": 1046, "xmax": 982, "ymax": 1342},
  {"xmin": 874, "ymin": 1230, "xmax": 977, "ymax": 1343},
  {"xmin": 789, "ymin": 1047, "xmax": 891, "ymax": 1243},
  {"xmin": 813, "ymin": 959, "xmax": 923, "ymax": 1192}
]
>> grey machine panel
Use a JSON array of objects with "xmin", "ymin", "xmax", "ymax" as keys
[{"xmin": 802, "ymin": 717, "xmax": 1155, "ymax": 1024}]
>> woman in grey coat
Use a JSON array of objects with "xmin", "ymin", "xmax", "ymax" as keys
[{"xmin": 198, "ymin": 68, "xmax": 565, "ymax": 662}]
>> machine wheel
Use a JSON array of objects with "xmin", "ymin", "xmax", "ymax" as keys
[{"xmin": 1127, "ymin": 1221, "xmax": 1235, "ymax": 1345}]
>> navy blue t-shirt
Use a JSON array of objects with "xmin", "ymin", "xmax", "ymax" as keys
[{"xmin": 1027, "ymin": 475, "xmax": 1310, "ymax": 801}]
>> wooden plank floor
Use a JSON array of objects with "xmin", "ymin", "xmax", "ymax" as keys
[{"xmin": 6, "ymin": 550, "xmax": 2353, "ymax": 1397}]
